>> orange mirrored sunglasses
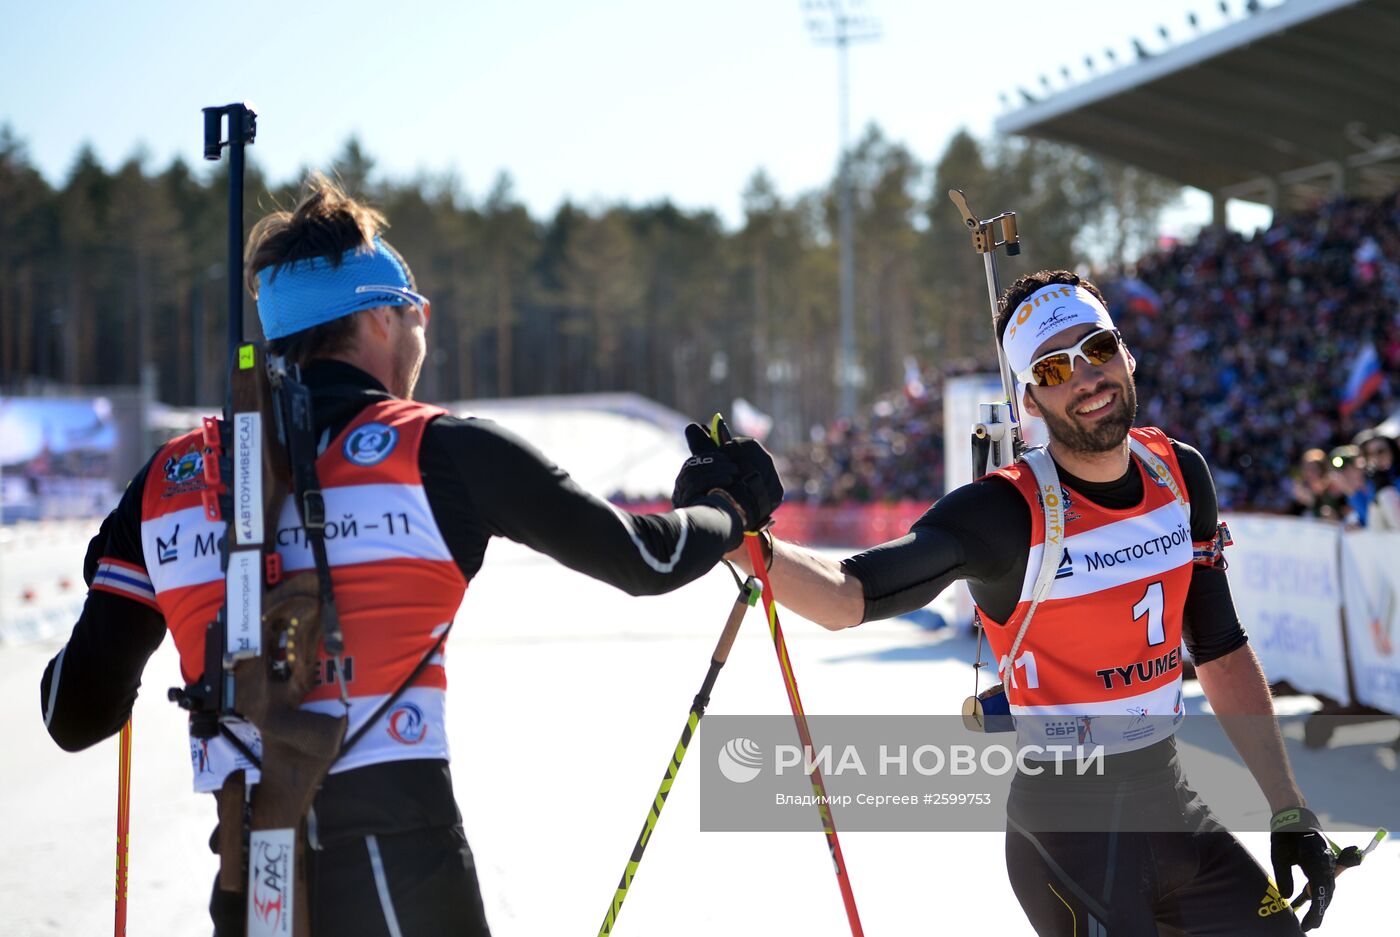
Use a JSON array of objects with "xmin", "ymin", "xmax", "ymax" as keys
[{"xmin": 1017, "ymin": 328, "xmax": 1122, "ymax": 387}]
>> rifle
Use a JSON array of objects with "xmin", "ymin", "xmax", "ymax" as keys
[
  {"xmin": 947, "ymin": 189, "xmax": 1023, "ymax": 475},
  {"xmin": 169, "ymin": 103, "xmax": 347, "ymax": 937},
  {"xmin": 947, "ymin": 189, "xmax": 1024, "ymax": 734}
]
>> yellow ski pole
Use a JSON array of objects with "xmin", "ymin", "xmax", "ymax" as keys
[{"xmin": 598, "ymin": 572, "xmax": 760, "ymax": 935}]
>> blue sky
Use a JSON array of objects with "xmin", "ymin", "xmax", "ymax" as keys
[{"xmin": 3, "ymin": 0, "xmax": 1272, "ymax": 231}]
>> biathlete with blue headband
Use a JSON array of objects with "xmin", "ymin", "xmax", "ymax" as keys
[
  {"xmin": 39, "ymin": 174, "xmax": 782, "ymax": 936},
  {"xmin": 701, "ymin": 269, "xmax": 1339, "ymax": 934}
]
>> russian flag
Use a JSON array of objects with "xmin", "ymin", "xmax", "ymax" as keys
[
  {"xmin": 903, "ymin": 356, "xmax": 926, "ymax": 401},
  {"xmin": 1340, "ymin": 342, "xmax": 1385, "ymax": 417},
  {"xmin": 1117, "ymin": 278, "xmax": 1162, "ymax": 317},
  {"xmin": 730, "ymin": 397, "xmax": 773, "ymax": 442}
]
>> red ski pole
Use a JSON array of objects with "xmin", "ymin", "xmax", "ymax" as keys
[
  {"xmin": 115, "ymin": 717, "xmax": 132, "ymax": 937},
  {"xmin": 709, "ymin": 414, "xmax": 865, "ymax": 936}
]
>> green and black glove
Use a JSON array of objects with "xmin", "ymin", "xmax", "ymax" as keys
[
  {"xmin": 1270, "ymin": 806, "xmax": 1335, "ymax": 932},
  {"xmin": 671, "ymin": 418, "xmax": 783, "ymax": 532}
]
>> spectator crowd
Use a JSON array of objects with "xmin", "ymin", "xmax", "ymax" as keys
[
  {"xmin": 786, "ymin": 194, "xmax": 1400, "ymax": 524},
  {"xmin": 786, "ymin": 360, "xmax": 975, "ymax": 505}
]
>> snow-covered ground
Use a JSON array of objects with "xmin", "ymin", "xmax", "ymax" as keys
[
  {"xmin": 0, "ymin": 520, "xmax": 92, "ymax": 645},
  {"xmin": 4, "ymin": 536, "xmax": 1397, "ymax": 936}
]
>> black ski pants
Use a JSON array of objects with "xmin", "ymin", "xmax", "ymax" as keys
[{"xmin": 1006, "ymin": 824, "xmax": 1305, "ymax": 936}]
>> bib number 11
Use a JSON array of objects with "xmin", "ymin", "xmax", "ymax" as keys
[
  {"xmin": 999, "ymin": 651, "xmax": 1039, "ymax": 689},
  {"xmin": 1002, "ymin": 581, "xmax": 1166, "ymax": 689}
]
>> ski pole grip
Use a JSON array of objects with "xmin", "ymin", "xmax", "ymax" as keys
[
  {"xmin": 712, "ymin": 579, "xmax": 757, "ymax": 665},
  {"xmin": 707, "ymin": 412, "xmax": 733, "ymax": 445}
]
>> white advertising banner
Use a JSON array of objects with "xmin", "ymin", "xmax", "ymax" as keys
[
  {"xmin": 1340, "ymin": 531, "xmax": 1400, "ymax": 715},
  {"xmin": 1222, "ymin": 514, "xmax": 1350, "ymax": 704}
]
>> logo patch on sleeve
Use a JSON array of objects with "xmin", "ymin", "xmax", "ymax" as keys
[
  {"xmin": 343, "ymin": 423, "xmax": 398, "ymax": 466},
  {"xmin": 161, "ymin": 446, "xmax": 208, "ymax": 497}
]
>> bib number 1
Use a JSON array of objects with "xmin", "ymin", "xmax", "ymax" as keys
[{"xmin": 1134, "ymin": 581, "xmax": 1166, "ymax": 646}]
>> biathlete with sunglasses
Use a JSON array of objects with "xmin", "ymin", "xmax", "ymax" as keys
[
  {"xmin": 706, "ymin": 270, "xmax": 1336, "ymax": 934},
  {"xmin": 39, "ymin": 176, "xmax": 782, "ymax": 936}
]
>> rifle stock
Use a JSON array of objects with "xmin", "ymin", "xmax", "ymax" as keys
[{"xmin": 228, "ymin": 342, "xmax": 347, "ymax": 937}]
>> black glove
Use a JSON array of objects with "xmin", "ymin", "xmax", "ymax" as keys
[
  {"xmin": 1270, "ymin": 806, "xmax": 1335, "ymax": 932},
  {"xmin": 673, "ymin": 423, "xmax": 739, "ymax": 514},
  {"xmin": 671, "ymin": 419, "xmax": 784, "ymax": 532}
]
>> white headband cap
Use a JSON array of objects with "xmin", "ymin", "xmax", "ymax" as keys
[{"xmin": 1002, "ymin": 283, "xmax": 1116, "ymax": 378}]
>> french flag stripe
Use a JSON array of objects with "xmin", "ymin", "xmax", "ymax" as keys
[
  {"xmin": 92, "ymin": 580, "xmax": 161, "ymax": 610},
  {"xmin": 100, "ymin": 556, "xmax": 148, "ymax": 575},
  {"xmin": 93, "ymin": 560, "xmax": 157, "ymax": 607}
]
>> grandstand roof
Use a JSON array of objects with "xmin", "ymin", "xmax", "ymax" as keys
[{"xmin": 994, "ymin": 0, "xmax": 1400, "ymax": 208}]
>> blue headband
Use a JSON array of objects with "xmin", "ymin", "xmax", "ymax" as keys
[{"xmin": 255, "ymin": 237, "xmax": 426, "ymax": 340}]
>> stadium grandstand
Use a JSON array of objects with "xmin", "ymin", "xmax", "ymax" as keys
[{"xmin": 996, "ymin": 0, "xmax": 1400, "ymax": 217}]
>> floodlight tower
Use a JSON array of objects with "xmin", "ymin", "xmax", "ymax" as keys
[{"xmin": 805, "ymin": 0, "xmax": 881, "ymax": 421}]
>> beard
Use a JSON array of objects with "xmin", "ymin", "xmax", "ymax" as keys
[
  {"xmin": 391, "ymin": 337, "xmax": 425, "ymax": 400},
  {"xmin": 1032, "ymin": 374, "xmax": 1138, "ymax": 455}
]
